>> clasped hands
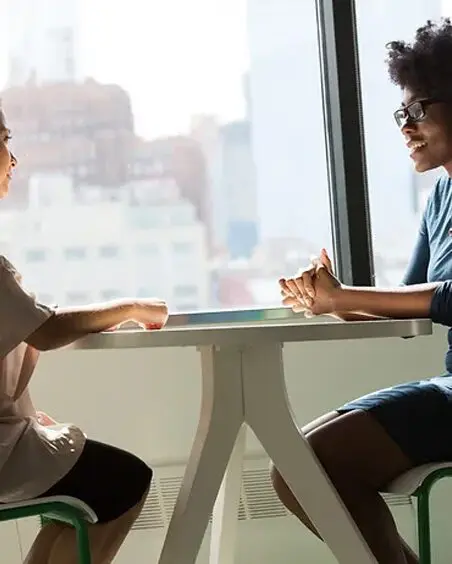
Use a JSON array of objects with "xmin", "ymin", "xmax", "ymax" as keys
[{"xmin": 279, "ymin": 248, "xmax": 342, "ymax": 317}]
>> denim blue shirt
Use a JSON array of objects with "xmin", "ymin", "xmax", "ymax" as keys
[{"xmin": 406, "ymin": 175, "xmax": 452, "ymax": 371}]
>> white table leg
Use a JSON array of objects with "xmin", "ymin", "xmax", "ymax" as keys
[
  {"xmin": 158, "ymin": 346, "xmax": 244, "ymax": 564},
  {"xmin": 242, "ymin": 343, "xmax": 377, "ymax": 564},
  {"xmin": 209, "ymin": 424, "xmax": 247, "ymax": 564}
]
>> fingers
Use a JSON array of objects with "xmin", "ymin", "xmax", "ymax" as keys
[
  {"xmin": 133, "ymin": 300, "xmax": 169, "ymax": 330},
  {"xmin": 286, "ymin": 270, "xmax": 314, "ymax": 306},
  {"xmin": 278, "ymin": 250, "xmax": 334, "ymax": 318},
  {"xmin": 320, "ymin": 248, "xmax": 333, "ymax": 272},
  {"xmin": 281, "ymin": 294, "xmax": 308, "ymax": 314},
  {"xmin": 282, "ymin": 294, "xmax": 302, "ymax": 307},
  {"xmin": 144, "ymin": 322, "xmax": 164, "ymax": 330},
  {"xmin": 152, "ymin": 302, "xmax": 169, "ymax": 324},
  {"xmin": 301, "ymin": 269, "xmax": 315, "ymax": 299},
  {"xmin": 279, "ymin": 278, "xmax": 292, "ymax": 297}
]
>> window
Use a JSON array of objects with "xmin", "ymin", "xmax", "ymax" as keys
[
  {"xmin": 136, "ymin": 244, "xmax": 158, "ymax": 257},
  {"xmin": 66, "ymin": 291, "xmax": 90, "ymax": 305},
  {"xmin": 64, "ymin": 246, "xmax": 87, "ymax": 260},
  {"xmin": 1, "ymin": 0, "xmax": 335, "ymax": 311},
  {"xmin": 355, "ymin": 0, "xmax": 444, "ymax": 285},
  {"xmin": 174, "ymin": 284, "xmax": 198, "ymax": 299},
  {"xmin": 99, "ymin": 245, "xmax": 120, "ymax": 259},
  {"xmin": 25, "ymin": 248, "xmax": 47, "ymax": 262},
  {"xmin": 137, "ymin": 287, "xmax": 159, "ymax": 298},
  {"xmin": 128, "ymin": 209, "xmax": 164, "ymax": 229},
  {"xmin": 100, "ymin": 289, "xmax": 121, "ymax": 301},
  {"xmin": 171, "ymin": 206, "xmax": 195, "ymax": 226},
  {"xmin": 172, "ymin": 242, "xmax": 193, "ymax": 255}
]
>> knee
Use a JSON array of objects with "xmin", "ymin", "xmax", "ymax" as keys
[
  {"xmin": 141, "ymin": 461, "xmax": 153, "ymax": 491},
  {"xmin": 133, "ymin": 457, "xmax": 153, "ymax": 500}
]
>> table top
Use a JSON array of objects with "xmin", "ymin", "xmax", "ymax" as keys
[{"xmin": 66, "ymin": 318, "xmax": 432, "ymax": 350}]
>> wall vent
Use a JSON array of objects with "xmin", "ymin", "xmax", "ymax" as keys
[{"xmin": 133, "ymin": 465, "xmax": 412, "ymax": 531}]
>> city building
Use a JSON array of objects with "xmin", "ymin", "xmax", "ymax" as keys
[
  {"xmin": 0, "ymin": 173, "xmax": 209, "ymax": 312},
  {"xmin": 219, "ymin": 120, "xmax": 258, "ymax": 260},
  {"xmin": 190, "ymin": 115, "xmax": 258, "ymax": 259},
  {"xmin": 2, "ymin": 82, "xmax": 212, "ymax": 250},
  {"xmin": 1, "ymin": 80, "xmax": 135, "ymax": 207},
  {"xmin": 133, "ymin": 135, "xmax": 211, "ymax": 248}
]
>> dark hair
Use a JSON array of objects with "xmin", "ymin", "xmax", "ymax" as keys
[{"xmin": 386, "ymin": 18, "xmax": 452, "ymax": 99}]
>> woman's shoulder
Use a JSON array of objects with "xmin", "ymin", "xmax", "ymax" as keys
[
  {"xmin": 0, "ymin": 255, "xmax": 15, "ymax": 270},
  {"xmin": 0, "ymin": 256, "xmax": 18, "ymax": 276},
  {"xmin": 0, "ymin": 257, "xmax": 23, "ymax": 286},
  {"xmin": 424, "ymin": 175, "xmax": 452, "ymax": 218}
]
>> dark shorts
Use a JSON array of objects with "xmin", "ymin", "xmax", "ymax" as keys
[
  {"xmin": 36, "ymin": 439, "xmax": 153, "ymax": 524},
  {"xmin": 337, "ymin": 375, "xmax": 452, "ymax": 465}
]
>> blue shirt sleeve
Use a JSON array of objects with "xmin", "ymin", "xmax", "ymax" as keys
[
  {"xmin": 401, "ymin": 214, "xmax": 430, "ymax": 285},
  {"xmin": 430, "ymin": 280, "xmax": 452, "ymax": 326}
]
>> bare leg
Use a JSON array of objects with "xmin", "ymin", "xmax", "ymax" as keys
[
  {"xmin": 271, "ymin": 410, "xmax": 418, "ymax": 564},
  {"xmin": 24, "ymin": 487, "xmax": 149, "ymax": 564},
  {"xmin": 23, "ymin": 522, "xmax": 65, "ymax": 564}
]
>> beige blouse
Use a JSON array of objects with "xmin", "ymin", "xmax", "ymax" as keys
[{"xmin": 0, "ymin": 256, "xmax": 85, "ymax": 502}]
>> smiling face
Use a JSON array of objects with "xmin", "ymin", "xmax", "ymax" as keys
[
  {"xmin": 0, "ymin": 110, "xmax": 16, "ymax": 199},
  {"xmin": 398, "ymin": 88, "xmax": 452, "ymax": 175}
]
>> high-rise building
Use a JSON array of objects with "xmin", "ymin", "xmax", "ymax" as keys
[
  {"xmin": 1, "ymin": 80, "xmax": 135, "ymax": 207},
  {"xmin": 2, "ymin": 81, "xmax": 211, "ymax": 238},
  {"xmin": 1, "ymin": 172, "xmax": 210, "ymax": 311},
  {"xmin": 6, "ymin": 0, "xmax": 81, "ymax": 86},
  {"xmin": 134, "ymin": 135, "xmax": 211, "ymax": 248},
  {"xmin": 220, "ymin": 120, "xmax": 258, "ymax": 259},
  {"xmin": 190, "ymin": 114, "xmax": 259, "ymax": 259}
]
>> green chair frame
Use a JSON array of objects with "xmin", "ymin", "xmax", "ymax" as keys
[
  {"xmin": 1, "ymin": 471, "xmax": 448, "ymax": 564},
  {"xmin": 412, "ymin": 467, "xmax": 452, "ymax": 564},
  {"xmin": 0, "ymin": 498, "xmax": 93, "ymax": 564}
]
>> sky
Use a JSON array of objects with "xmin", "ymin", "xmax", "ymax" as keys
[
  {"xmin": 0, "ymin": 0, "xmax": 451, "ymax": 139},
  {"xmin": 0, "ymin": 0, "xmax": 249, "ymax": 138}
]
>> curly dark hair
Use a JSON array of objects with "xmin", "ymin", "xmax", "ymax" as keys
[{"xmin": 386, "ymin": 18, "xmax": 452, "ymax": 99}]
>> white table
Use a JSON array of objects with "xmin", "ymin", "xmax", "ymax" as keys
[{"xmin": 69, "ymin": 316, "xmax": 432, "ymax": 564}]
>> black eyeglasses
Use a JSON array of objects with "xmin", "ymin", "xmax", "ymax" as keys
[{"xmin": 393, "ymin": 98, "xmax": 441, "ymax": 128}]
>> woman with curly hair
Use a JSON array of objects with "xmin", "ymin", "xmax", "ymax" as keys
[{"xmin": 272, "ymin": 18, "xmax": 452, "ymax": 564}]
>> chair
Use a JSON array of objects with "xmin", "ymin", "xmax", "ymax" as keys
[
  {"xmin": 385, "ymin": 462, "xmax": 452, "ymax": 564},
  {"xmin": 0, "ymin": 495, "xmax": 97, "ymax": 564}
]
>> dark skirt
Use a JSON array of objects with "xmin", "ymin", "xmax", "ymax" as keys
[
  {"xmin": 337, "ymin": 375, "xmax": 452, "ymax": 465},
  {"xmin": 35, "ymin": 439, "xmax": 152, "ymax": 523}
]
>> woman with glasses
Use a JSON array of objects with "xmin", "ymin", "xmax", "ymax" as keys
[{"xmin": 272, "ymin": 18, "xmax": 452, "ymax": 564}]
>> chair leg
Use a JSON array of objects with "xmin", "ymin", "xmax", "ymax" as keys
[
  {"xmin": 416, "ymin": 490, "xmax": 432, "ymax": 564},
  {"xmin": 74, "ymin": 517, "xmax": 92, "ymax": 564}
]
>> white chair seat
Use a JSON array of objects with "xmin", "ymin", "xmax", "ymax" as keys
[
  {"xmin": 385, "ymin": 463, "xmax": 452, "ymax": 496},
  {"xmin": 0, "ymin": 496, "xmax": 98, "ymax": 524}
]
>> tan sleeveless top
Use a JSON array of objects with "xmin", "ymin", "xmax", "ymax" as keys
[{"xmin": 0, "ymin": 256, "xmax": 85, "ymax": 502}]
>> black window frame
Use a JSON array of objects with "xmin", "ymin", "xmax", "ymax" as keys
[{"xmin": 316, "ymin": 0, "xmax": 375, "ymax": 286}]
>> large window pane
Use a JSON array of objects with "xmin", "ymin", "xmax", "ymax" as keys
[
  {"xmin": 356, "ymin": 0, "xmax": 444, "ymax": 286},
  {"xmin": 0, "ymin": 0, "xmax": 332, "ymax": 310}
]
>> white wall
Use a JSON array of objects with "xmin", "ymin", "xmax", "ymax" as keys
[{"xmin": 2, "ymin": 324, "xmax": 452, "ymax": 562}]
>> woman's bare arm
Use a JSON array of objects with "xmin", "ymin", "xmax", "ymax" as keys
[
  {"xmin": 26, "ymin": 300, "xmax": 136, "ymax": 350},
  {"xmin": 333, "ymin": 282, "xmax": 441, "ymax": 320}
]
